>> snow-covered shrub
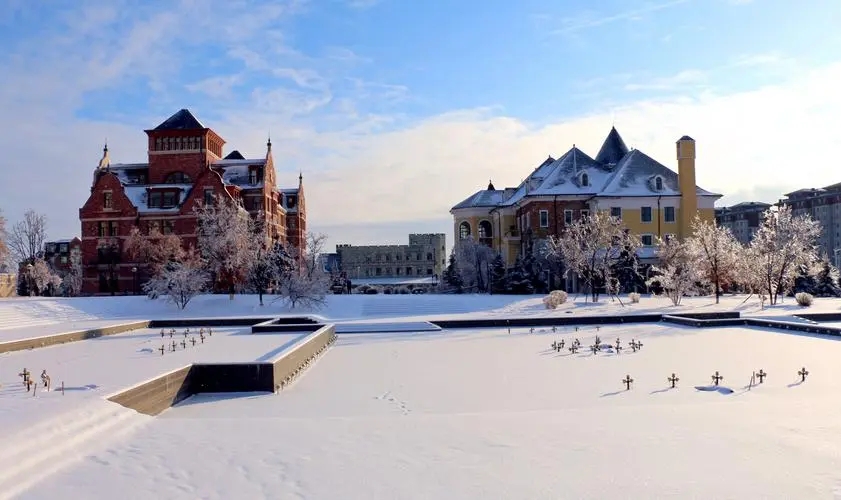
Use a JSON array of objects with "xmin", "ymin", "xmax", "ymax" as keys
[
  {"xmin": 543, "ymin": 290, "xmax": 568, "ymax": 309},
  {"xmin": 396, "ymin": 286, "xmax": 410, "ymax": 294},
  {"xmin": 629, "ymin": 292, "xmax": 641, "ymax": 303},
  {"xmin": 795, "ymin": 292, "xmax": 814, "ymax": 307}
]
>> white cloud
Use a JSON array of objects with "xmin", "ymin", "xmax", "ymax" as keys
[{"xmin": 551, "ymin": 0, "xmax": 690, "ymax": 34}]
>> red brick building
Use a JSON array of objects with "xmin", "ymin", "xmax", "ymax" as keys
[
  {"xmin": 44, "ymin": 238, "xmax": 82, "ymax": 271},
  {"xmin": 79, "ymin": 109, "xmax": 307, "ymax": 295}
]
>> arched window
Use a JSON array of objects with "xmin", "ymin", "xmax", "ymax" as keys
[
  {"xmin": 580, "ymin": 172, "xmax": 590, "ymax": 187},
  {"xmin": 478, "ymin": 220, "xmax": 493, "ymax": 246},
  {"xmin": 164, "ymin": 171, "xmax": 192, "ymax": 184},
  {"xmin": 459, "ymin": 221, "xmax": 471, "ymax": 240},
  {"xmin": 655, "ymin": 176, "xmax": 663, "ymax": 191}
]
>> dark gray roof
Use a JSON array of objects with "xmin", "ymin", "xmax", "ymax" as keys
[
  {"xmin": 678, "ymin": 135, "xmax": 694, "ymax": 142},
  {"xmin": 595, "ymin": 127, "xmax": 629, "ymax": 165},
  {"xmin": 224, "ymin": 150, "xmax": 245, "ymax": 160},
  {"xmin": 451, "ymin": 189, "xmax": 504, "ymax": 210},
  {"xmin": 154, "ymin": 109, "xmax": 205, "ymax": 130},
  {"xmin": 487, "ymin": 180, "xmax": 495, "ymax": 190}
]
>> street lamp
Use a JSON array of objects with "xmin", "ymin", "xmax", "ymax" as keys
[
  {"xmin": 26, "ymin": 263, "xmax": 33, "ymax": 297},
  {"xmin": 131, "ymin": 266, "xmax": 138, "ymax": 295}
]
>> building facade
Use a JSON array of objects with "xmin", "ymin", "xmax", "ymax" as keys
[
  {"xmin": 450, "ymin": 128, "xmax": 721, "ymax": 266},
  {"xmin": 715, "ymin": 202, "xmax": 771, "ymax": 245},
  {"xmin": 79, "ymin": 109, "xmax": 306, "ymax": 295},
  {"xmin": 43, "ymin": 238, "xmax": 82, "ymax": 271},
  {"xmin": 335, "ymin": 234, "xmax": 446, "ymax": 283},
  {"xmin": 779, "ymin": 183, "xmax": 841, "ymax": 266}
]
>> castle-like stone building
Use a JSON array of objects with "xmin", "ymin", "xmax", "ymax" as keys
[
  {"xmin": 451, "ymin": 128, "xmax": 720, "ymax": 266},
  {"xmin": 79, "ymin": 109, "xmax": 306, "ymax": 295},
  {"xmin": 336, "ymin": 233, "xmax": 446, "ymax": 283}
]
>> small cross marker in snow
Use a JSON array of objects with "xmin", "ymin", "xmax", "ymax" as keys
[
  {"xmin": 569, "ymin": 344, "xmax": 579, "ymax": 354},
  {"xmin": 615, "ymin": 345, "xmax": 623, "ymax": 355},
  {"xmin": 756, "ymin": 369, "xmax": 767, "ymax": 383},
  {"xmin": 668, "ymin": 373, "xmax": 679, "ymax": 388},
  {"xmin": 798, "ymin": 367, "xmax": 809, "ymax": 382},
  {"xmin": 623, "ymin": 375, "xmax": 634, "ymax": 390},
  {"xmin": 594, "ymin": 335, "xmax": 601, "ymax": 347},
  {"xmin": 190, "ymin": 337, "xmax": 196, "ymax": 347},
  {"xmin": 180, "ymin": 339, "xmax": 187, "ymax": 349},
  {"xmin": 200, "ymin": 333, "xmax": 205, "ymax": 343},
  {"xmin": 170, "ymin": 341, "xmax": 177, "ymax": 352},
  {"xmin": 160, "ymin": 329, "xmax": 165, "ymax": 338},
  {"xmin": 615, "ymin": 338, "xmax": 621, "ymax": 350},
  {"xmin": 589, "ymin": 344, "xmax": 599, "ymax": 355},
  {"xmin": 169, "ymin": 329, "xmax": 175, "ymax": 338},
  {"xmin": 574, "ymin": 338, "xmax": 581, "ymax": 348},
  {"xmin": 19, "ymin": 368, "xmax": 30, "ymax": 386},
  {"xmin": 711, "ymin": 371, "xmax": 724, "ymax": 386},
  {"xmin": 557, "ymin": 339, "xmax": 565, "ymax": 351},
  {"xmin": 159, "ymin": 345, "xmax": 165, "ymax": 356},
  {"xmin": 208, "ymin": 328, "xmax": 213, "ymax": 336},
  {"xmin": 630, "ymin": 340, "xmax": 643, "ymax": 351}
]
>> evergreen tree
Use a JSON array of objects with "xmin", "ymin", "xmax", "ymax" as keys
[
  {"xmin": 792, "ymin": 263, "xmax": 818, "ymax": 295},
  {"xmin": 443, "ymin": 252, "xmax": 464, "ymax": 293},
  {"xmin": 522, "ymin": 252, "xmax": 547, "ymax": 294},
  {"xmin": 489, "ymin": 254, "xmax": 508, "ymax": 294},
  {"xmin": 813, "ymin": 260, "xmax": 841, "ymax": 297},
  {"xmin": 506, "ymin": 256, "xmax": 534, "ymax": 294},
  {"xmin": 611, "ymin": 245, "xmax": 644, "ymax": 293}
]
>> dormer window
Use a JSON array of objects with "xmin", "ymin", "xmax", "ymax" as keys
[
  {"xmin": 654, "ymin": 176, "xmax": 664, "ymax": 191},
  {"xmin": 580, "ymin": 172, "xmax": 590, "ymax": 187}
]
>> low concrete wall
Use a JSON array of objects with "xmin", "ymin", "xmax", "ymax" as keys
[
  {"xmin": 190, "ymin": 363, "xmax": 275, "ymax": 393},
  {"xmin": 252, "ymin": 323, "xmax": 325, "ymax": 333},
  {"xmin": 432, "ymin": 314, "xmax": 663, "ymax": 329},
  {"xmin": 271, "ymin": 317, "xmax": 320, "ymax": 325},
  {"xmin": 792, "ymin": 312, "xmax": 841, "ymax": 323},
  {"xmin": 108, "ymin": 324, "xmax": 339, "ymax": 415},
  {"xmin": 670, "ymin": 312, "xmax": 741, "ymax": 320},
  {"xmin": 0, "ymin": 320, "xmax": 151, "ymax": 354},
  {"xmin": 149, "ymin": 317, "xmax": 276, "ymax": 328},
  {"xmin": 745, "ymin": 318, "xmax": 841, "ymax": 336},
  {"xmin": 662, "ymin": 315, "xmax": 746, "ymax": 328},
  {"xmin": 271, "ymin": 325, "xmax": 337, "ymax": 389},
  {"xmin": 108, "ymin": 365, "xmax": 194, "ymax": 416}
]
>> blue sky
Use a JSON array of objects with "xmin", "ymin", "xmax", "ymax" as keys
[{"xmin": 0, "ymin": 0, "xmax": 840, "ymax": 253}]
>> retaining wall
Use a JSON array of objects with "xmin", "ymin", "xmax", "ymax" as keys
[
  {"xmin": 431, "ymin": 314, "xmax": 663, "ymax": 329},
  {"xmin": 0, "ymin": 321, "xmax": 151, "ymax": 354},
  {"xmin": 252, "ymin": 323, "xmax": 326, "ymax": 333},
  {"xmin": 107, "ymin": 365, "xmax": 194, "ymax": 416},
  {"xmin": 792, "ymin": 312, "xmax": 841, "ymax": 323},
  {"xmin": 107, "ymin": 324, "xmax": 338, "ymax": 416},
  {"xmin": 149, "ymin": 317, "xmax": 276, "ymax": 328}
]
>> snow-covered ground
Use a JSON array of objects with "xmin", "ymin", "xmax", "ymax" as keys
[
  {"xmin": 2, "ymin": 293, "xmax": 841, "ymax": 498},
  {"xmin": 16, "ymin": 323, "xmax": 841, "ymax": 499}
]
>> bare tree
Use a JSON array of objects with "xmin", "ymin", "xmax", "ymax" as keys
[
  {"xmin": 194, "ymin": 195, "xmax": 259, "ymax": 296},
  {"xmin": 646, "ymin": 236, "xmax": 700, "ymax": 306},
  {"xmin": 143, "ymin": 249, "xmax": 208, "ymax": 309},
  {"xmin": 8, "ymin": 210, "xmax": 47, "ymax": 264},
  {"xmin": 685, "ymin": 216, "xmax": 742, "ymax": 303},
  {"xmin": 748, "ymin": 206, "xmax": 821, "ymax": 305},
  {"xmin": 247, "ymin": 245, "xmax": 275, "ymax": 306},
  {"xmin": 547, "ymin": 210, "xmax": 640, "ymax": 302},
  {"xmin": 275, "ymin": 232, "xmax": 330, "ymax": 309},
  {"xmin": 0, "ymin": 208, "xmax": 9, "ymax": 269}
]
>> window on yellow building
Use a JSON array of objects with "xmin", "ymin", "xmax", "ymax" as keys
[
  {"xmin": 641, "ymin": 206, "xmax": 652, "ymax": 223},
  {"xmin": 664, "ymin": 206, "xmax": 676, "ymax": 223}
]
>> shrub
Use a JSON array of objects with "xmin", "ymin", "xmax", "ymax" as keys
[
  {"xmin": 629, "ymin": 292, "xmax": 641, "ymax": 303},
  {"xmin": 795, "ymin": 292, "xmax": 814, "ymax": 307},
  {"xmin": 543, "ymin": 290, "xmax": 568, "ymax": 309},
  {"xmin": 396, "ymin": 287, "xmax": 410, "ymax": 294}
]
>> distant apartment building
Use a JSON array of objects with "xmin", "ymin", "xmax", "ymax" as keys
[
  {"xmin": 714, "ymin": 202, "xmax": 771, "ymax": 245},
  {"xmin": 779, "ymin": 183, "xmax": 841, "ymax": 266},
  {"xmin": 335, "ymin": 234, "xmax": 447, "ymax": 284},
  {"xmin": 44, "ymin": 238, "xmax": 82, "ymax": 271}
]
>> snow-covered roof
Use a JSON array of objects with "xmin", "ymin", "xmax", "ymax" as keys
[
  {"xmin": 451, "ymin": 127, "xmax": 721, "ymax": 211},
  {"xmin": 123, "ymin": 184, "xmax": 194, "ymax": 213}
]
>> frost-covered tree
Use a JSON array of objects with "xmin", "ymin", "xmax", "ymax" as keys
[
  {"xmin": 143, "ymin": 249, "xmax": 208, "ymax": 309},
  {"xmin": 247, "ymin": 246, "xmax": 275, "ymax": 306},
  {"xmin": 646, "ymin": 237, "xmax": 700, "ymax": 306},
  {"xmin": 25, "ymin": 258, "xmax": 60, "ymax": 296},
  {"xmin": 685, "ymin": 216, "xmax": 742, "ymax": 303},
  {"xmin": 194, "ymin": 194, "xmax": 259, "ymax": 296},
  {"xmin": 455, "ymin": 236, "xmax": 495, "ymax": 293},
  {"xmin": 275, "ymin": 232, "xmax": 330, "ymax": 309},
  {"xmin": 489, "ymin": 254, "xmax": 508, "ymax": 294},
  {"xmin": 443, "ymin": 251, "xmax": 464, "ymax": 293},
  {"xmin": 748, "ymin": 206, "xmax": 821, "ymax": 305},
  {"xmin": 125, "ymin": 227, "xmax": 187, "ymax": 276},
  {"xmin": 8, "ymin": 210, "xmax": 47, "ymax": 265},
  {"xmin": 62, "ymin": 252, "xmax": 83, "ymax": 297},
  {"xmin": 547, "ymin": 210, "xmax": 641, "ymax": 302}
]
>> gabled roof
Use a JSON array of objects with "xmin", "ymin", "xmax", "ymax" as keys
[
  {"xmin": 224, "ymin": 150, "xmax": 245, "ymax": 160},
  {"xmin": 595, "ymin": 127, "xmax": 629, "ymax": 165},
  {"xmin": 153, "ymin": 109, "xmax": 205, "ymax": 130}
]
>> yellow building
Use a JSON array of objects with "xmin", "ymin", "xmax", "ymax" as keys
[{"xmin": 450, "ymin": 128, "xmax": 721, "ymax": 266}]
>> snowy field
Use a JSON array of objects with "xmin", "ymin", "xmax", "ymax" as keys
[{"xmin": 16, "ymin": 323, "xmax": 841, "ymax": 499}]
